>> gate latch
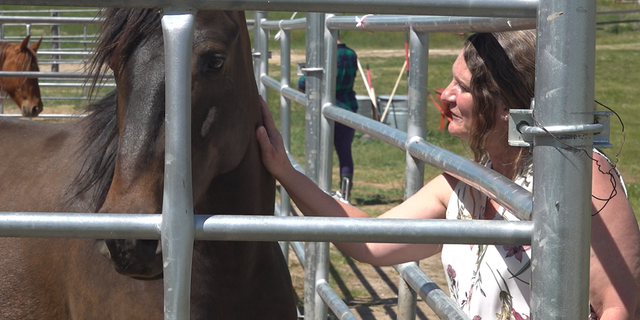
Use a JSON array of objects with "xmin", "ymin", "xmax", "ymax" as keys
[{"xmin": 508, "ymin": 109, "xmax": 612, "ymax": 148}]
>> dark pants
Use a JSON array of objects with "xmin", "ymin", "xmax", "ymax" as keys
[{"xmin": 334, "ymin": 122, "xmax": 355, "ymax": 176}]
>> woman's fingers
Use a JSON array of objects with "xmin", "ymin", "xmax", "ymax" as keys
[
  {"xmin": 258, "ymin": 97, "xmax": 284, "ymax": 148},
  {"xmin": 259, "ymin": 97, "xmax": 278, "ymax": 134},
  {"xmin": 256, "ymin": 98, "xmax": 290, "ymax": 177}
]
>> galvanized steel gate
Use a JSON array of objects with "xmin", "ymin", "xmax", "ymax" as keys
[{"xmin": 0, "ymin": 0, "xmax": 599, "ymax": 319}]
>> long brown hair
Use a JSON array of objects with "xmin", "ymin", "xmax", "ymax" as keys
[{"xmin": 462, "ymin": 30, "xmax": 536, "ymax": 175}]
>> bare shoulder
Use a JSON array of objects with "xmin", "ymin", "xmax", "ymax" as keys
[
  {"xmin": 590, "ymin": 150, "xmax": 631, "ymax": 215},
  {"xmin": 589, "ymin": 150, "xmax": 640, "ymax": 317},
  {"xmin": 590, "ymin": 150, "xmax": 637, "ymax": 237}
]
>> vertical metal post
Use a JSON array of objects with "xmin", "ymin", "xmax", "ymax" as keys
[
  {"xmin": 83, "ymin": 25, "xmax": 88, "ymax": 51},
  {"xmin": 397, "ymin": 274, "xmax": 418, "ymax": 320},
  {"xmin": 530, "ymin": 0, "xmax": 595, "ymax": 318},
  {"xmin": 50, "ymin": 11, "xmax": 59, "ymax": 72},
  {"xmin": 160, "ymin": 8, "xmax": 196, "ymax": 320},
  {"xmin": 254, "ymin": 11, "xmax": 269, "ymax": 100},
  {"xmin": 397, "ymin": 27, "xmax": 428, "ymax": 320},
  {"xmin": 304, "ymin": 12, "xmax": 325, "ymax": 320},
  {"xmin": 404, "ymin": 28, "xmax": 427, "ymax": 198},
  {"xmin": 304, "ymin": 12, "xmax": 325, "ymax": 185},
  {"xmin": 314, "ymin": 16, "xmax": 337, "ymax": 320},
  {"xmin": 319, "ymin": 18, "xmax": 336, "ymax": 194},
  {"xmin": 278, "ymin": 28, "xmax": 292, "ymax": 259}
]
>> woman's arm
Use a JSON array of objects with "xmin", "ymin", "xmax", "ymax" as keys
[
  {"xmin": 589, "ymin": 152, "xmax": 640, "ymax": 319},
  {"xmin": 256, "ymin": 98, "xmax": 452, "ymax": 266}
]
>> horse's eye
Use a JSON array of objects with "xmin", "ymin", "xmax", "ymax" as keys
[{"xmin": 205, "ymin": 56, "xmax": 225, "ymax": 73}]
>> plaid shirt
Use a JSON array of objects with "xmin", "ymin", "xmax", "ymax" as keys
[{"xmin": 298, "ymin": 43, "xmax": 358, "ymax": 112}]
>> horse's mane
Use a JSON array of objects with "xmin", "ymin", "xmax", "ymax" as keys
[
  {"xmin": 88, "ymin": 8, "xmax": 163, "ymax": 93},
  {"xmin": 71, "ymin": 8, "xmax": 164, "ymax": 210},
  {"xmin": 70, "ymin": 90, "xmax": 118, "ymax": 209}
]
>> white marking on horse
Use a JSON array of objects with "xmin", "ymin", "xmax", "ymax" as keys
[{"xmin": 201, "ymin": 107, "xmax": 217, "ymax": 138}]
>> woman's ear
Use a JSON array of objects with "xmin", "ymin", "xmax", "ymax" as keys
[{"xmin": 500, "ymin": 107, "xmax": 509, "ymax": 121}]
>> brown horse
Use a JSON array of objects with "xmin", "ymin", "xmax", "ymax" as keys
[
  {"xmin": 0, "ymin": 8, "xmax": 296, "ymax": 320},
  {"xmin": 0, "ymin": 35, "xmax": 43, "ymax": 117}
]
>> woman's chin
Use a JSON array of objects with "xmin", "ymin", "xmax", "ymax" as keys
[{"xmin": 447, "ymin": 125, "xmax": 469, "ymax": 141}]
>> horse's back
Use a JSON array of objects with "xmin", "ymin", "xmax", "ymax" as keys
[
  {"xmin": 0, "ymin": 237, "xmax": 164, "ymax": 320},
  {"xmin": 0, "ymin": 118, "xmax": 84, "ymax": 212}
]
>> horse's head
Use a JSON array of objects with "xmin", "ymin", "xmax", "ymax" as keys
[
  {"xmin": 0, "ymin": 35, "xmax": 43, "ymax": 117},
  {"xmin": 88, "ymin": 9, "xmax": 262, "ymax": 279}
]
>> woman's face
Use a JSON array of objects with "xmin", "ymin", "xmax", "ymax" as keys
[{"xmin": 441, "ymin": 51, "xmax": 474, "ymax": 142}]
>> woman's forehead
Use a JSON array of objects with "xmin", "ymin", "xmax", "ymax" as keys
[{"xmin": 452, "ymin": 51, "xmax": 471, "ymax": 82}]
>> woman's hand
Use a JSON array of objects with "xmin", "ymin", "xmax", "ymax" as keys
[{"xmin": 256, "ymin": 97, "xmax": 294, "ymax": 179}]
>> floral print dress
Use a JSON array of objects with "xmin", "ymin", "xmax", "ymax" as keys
[
  {"xmin": 441, "ymin": 164, "xmax": 533, "ymax": 320},
  {"xmin": 439, "ymin": 152, "xmax": 619, "ymax": 319}
]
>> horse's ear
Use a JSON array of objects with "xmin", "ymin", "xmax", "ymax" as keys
[
  {"xmin": 29, "ymin": 37, "xmax": 43, "ymax": 52},
  {"xmin": 20, "ymin": 35, "xmax": 31, "ymax": 51}
]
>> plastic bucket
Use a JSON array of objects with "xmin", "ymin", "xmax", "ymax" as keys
[
  {"xmin": 356, "ymin": 94, "xmax": 374, "ymax": 119},
  {"xmin": 378, "ymin": 94, "xmax": 408, "ymax": 132}
]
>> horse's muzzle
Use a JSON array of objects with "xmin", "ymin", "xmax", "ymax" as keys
[
  {"xmin": 21, "ymin": 105, "xmax": 41, "ymax": 117},
  {"xmin": 96, "ymin": 239, "xmax": 163, "ymax": 279}
]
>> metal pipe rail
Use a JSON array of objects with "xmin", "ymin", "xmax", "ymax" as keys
[
  {"xmin": 326, "ymin": 15, "xmax": 536, "ymax": 32},
  {"xmin": 0, "ymin": 212, "xmax": 533, "ymax": 245},
  {"xmin": 260, "ymin": 17, "xmax": 306, "ymax": 30},
  {"xmin": 0, "ymin": 113, "xmax": 84, "ymax": 118},
  {"xmin": 325, "ymin": 102, "xmax": 534, "ymax": 221},
  {"xmin": 0, "ymin": 15, "xmax": 101, "ymax": 24},
  {"xmin": 316, "ymin": 280, "xmax": 359, "ymax": 320},
  {"xmin": 0, "ymin": 8, "xmax": 99, "ymax": 14},
  {"xmin": 394, "ymin": 263, "xmax": 468, "ymax": 320},
  {"xmin": 0, "ymin": 71, "xmax": 112, "ymax": 79},
  {"xmin": 0, "ymin": 0, "xmax": 539, "ymax": 18},
  {"xmin": 36, "ymin": 50, "xmax": 96, "ymax": 56},
  {"xmin": 261, "ymin": 74, "xmax": 305, "ymax": 105}
]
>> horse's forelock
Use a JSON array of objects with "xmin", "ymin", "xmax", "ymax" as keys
[{"xmin": 20, "ymin": 46, "xmax": 38, "ymax": 71}]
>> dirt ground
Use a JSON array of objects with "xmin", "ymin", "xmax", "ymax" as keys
[
  {"xmin": 287, "ymin": 243, "xmax": 449, "ymax": 320},
  {"xmin": 286, "ymin": 200, "xmax": 450, "ymax": 320}
]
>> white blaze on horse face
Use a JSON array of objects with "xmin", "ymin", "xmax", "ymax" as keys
[{"xmin": 201, "ymin": 106, "xmax": 217, "ymax": 138}]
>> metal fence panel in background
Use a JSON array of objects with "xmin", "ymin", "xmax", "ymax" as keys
[{"xmin": 0, "ymin": 11, "xmax": 112, "ymax": 116}]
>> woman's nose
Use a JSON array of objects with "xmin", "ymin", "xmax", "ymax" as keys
[{"xmin": 441, "ymin": 86, "xmax": 455, "ymax": 102}]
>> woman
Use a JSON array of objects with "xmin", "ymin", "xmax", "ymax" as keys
[{"xmin": 256, "ymin": 30, "xmax": 640, "ymax": 319}]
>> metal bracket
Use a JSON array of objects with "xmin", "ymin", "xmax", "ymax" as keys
[
  {"xmin": 251, "ymin": 51, "xmax": 272, "ymax": 59},
  {"xmin": 508, "ymin": 109, "xmax": 612, "ymax": 148}
]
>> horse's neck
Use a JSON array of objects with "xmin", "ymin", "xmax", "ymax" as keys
[{"xmin": 0, "ymin": 43, "xmax": 9, "ymax": 71}]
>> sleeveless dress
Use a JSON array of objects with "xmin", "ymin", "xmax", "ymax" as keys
[
  {"xmin": 441, "ymin": 163, "xmax": 533, "ymax": 320},
  {"xmin": 440, "ymin": 150, "xmax": 622, "ymax": 319}
]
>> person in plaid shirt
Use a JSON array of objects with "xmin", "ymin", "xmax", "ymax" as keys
[{"xmin": 298, "ymin": 35, "xmax": 358, "ymax": 202}]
